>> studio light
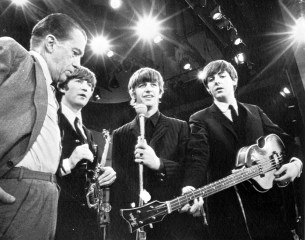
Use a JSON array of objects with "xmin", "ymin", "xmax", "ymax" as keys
[
  {"xmin": 180, "ymin": 58, "xmax": 192, "ymax": 70},
  {"xmin": 136, "ymin": 16, "xmax": 161, "ymax": 41},
  {"xmin": 216, "ymin": 18, "xmax": 231, "ymax": 30},
  {"xmin": 210, "ymin": 5, "xmax": 223, "ymax": 20},
  {"xmin": 280, "ymin": 87, "xmax": 291, "ymax": 97},
  {"xmin": 234, "ymin": 52, "xmax": 246, "ymax": 65},
  {"xmin": 90, "ymin": 36, "xmax": 111, "ymax": 55},
  {"xmin": 153, "ymin": 35, "xmax": 163, "ymax": 44},
  {"xmin": 230, "ymin": 29, "xmax": 242, "ymax": 45},
  {"xmin": 197, "ymin": 70, "xmax": 205, "ymax": 80},
  {"xmin": 106, "ymin": 50, "xmax": 114, "ymax": 58},
  {"xmin": 292, "ymin": 17, "xmax": 305, "ymax": 43},
  {"xmin": 11, "ymin": 0, "xmax": 28, "ymax": 6},
  {"xmin": 110, "ymin": 0, "xmax": 122, "ymax": 9}
]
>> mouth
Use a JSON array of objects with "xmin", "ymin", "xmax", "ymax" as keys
[
  {"xmin": 143, "ymin": 95, "xmax": 154, "ymax": 99},
  {"xmin": 78, "ymin": 93, "xmax": 87, "ymax": 98},
  {"xmin": 215, "ymin": 87, "xmax": 223, "ymax": 92}
]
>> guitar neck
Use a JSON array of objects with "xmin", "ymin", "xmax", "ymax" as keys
[{"xmin": 167, "ymin": 165, "xmax": 270, "ymax": 213}]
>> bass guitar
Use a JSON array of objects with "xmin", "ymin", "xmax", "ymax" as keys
[{"xmin": 121, "ymin": 134, "xmax": 287, "ymax": 233}]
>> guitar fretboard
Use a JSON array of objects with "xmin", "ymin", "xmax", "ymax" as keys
[{"xmin": 167, "ymin": 159, "xmax": 278, "ymax": 213}]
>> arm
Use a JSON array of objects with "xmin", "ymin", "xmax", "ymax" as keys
[{"xmin": 258, "ymin": 107, "xmax": 303, "ymax": 181}]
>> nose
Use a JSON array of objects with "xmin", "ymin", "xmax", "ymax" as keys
[
  {"xmin": 214, "ymin": 76, "xmax": 221, "ymax": 84},
  {"xmin": 72, "ymin": 56, "xmax": 81, "ymax": 68},
  {"xmin": 144, "ymin": 83, "xmax": 153, "ymax": 91}
]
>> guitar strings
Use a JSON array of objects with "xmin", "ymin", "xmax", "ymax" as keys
[{"xmin": 144, "ymin": 156, "xmax": 283, "ymax": 220}]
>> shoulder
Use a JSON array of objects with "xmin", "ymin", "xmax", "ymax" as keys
[
  {"xmin": 113, "ymin": 121, "xmax": 133, "ymax": 135},
  {"xmin": 0, "ymin": 37, "xmax": 28, "ymax": 56},
  {"xmin": 190, "ymin": 106, "xmax": 212, "ymax": 120},
  {"xmin": 160, "ymin": 114, "xmax": 187, "ymax": 127}
]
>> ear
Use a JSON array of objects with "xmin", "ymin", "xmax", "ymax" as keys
[
  {"xmin": 232, "ymin": 77, "xmax": 238, "ymax": 87},
  {"xmin": 45, "ymin": 34, "xmax": 57, "ymax": 53},
  {"xmin": 57, "ymin": 83, "xmax": 66, "ymax": 94},
  {"xmin": 206, "ymin": 87, "xmax": 212, "ymax": 95}
]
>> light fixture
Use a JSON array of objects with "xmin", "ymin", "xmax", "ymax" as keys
[
  {"xmin": 216, "ymin": 18, "xmax": 231, "ymax": 30},
  {"xmin": 197, "ymin": 70, "xmax": 205, "ymax": 80},
  {"xmin": 153, "ymin": 35, "xmax": 163, "ymax": 44},
  {"xmin": 234, "ymin": 52, "xmax": 246, "ymax": 65},
  {"xmin": 11, "ymin": 0, "xmax": 28, "ymax": 5},
  {"xmin": 210, "ymin": 5, "xmax": 223, "ymax": 20},
  {"xmin": 230, "ymin": 28, "xmax": 242, "ymax": 45},
  {"xmin": 109, "ymin": 0, "xmax": 122, "ymax": 9},
  {"xmin": 180, "ymin": 58, "xmax": 192, "ymax": 70},
  {"xmin": 106, "ymin": 50, "xmax": 114, "ymax": 58},
  {"xmin": 135, "ymin": 16, "xmax": 161, "ymax": 41},
  {"xmin": 90, "ymin": 36, "xmax": 111, "ymax": 55}
]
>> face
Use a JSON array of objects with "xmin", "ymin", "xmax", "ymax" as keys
[
  {"xmin": 206, "ymin": 70, "xmax": 237, "ymax": 103},
  {"xmin": 48, "ymin": 28, "xmax": 87, "ymax": 83},
  {"xmin": 133, "ymin": 81, "xmax": 162, "ymax": 111},
  {"xmin": 61, "ymin": 79, "xmax": 94, "ymax": 111}
]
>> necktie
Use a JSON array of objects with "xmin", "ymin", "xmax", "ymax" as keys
[
  {"xmin": 145, "ymin": 118, "xmax": 154, "ymax": 144},
  {"xmin": 74, "ymin": 117, "xmax": 87, "ymax": 144},
  {"xmin": 229, "ymin": 105, "xmax": 238, "ymax": 123}
]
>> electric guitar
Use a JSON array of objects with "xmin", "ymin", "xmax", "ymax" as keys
[{"xmin": 121, "ymin": 134, "xmax": 287, "ymax": 233}]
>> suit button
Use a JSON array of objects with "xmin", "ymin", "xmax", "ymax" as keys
[
  {"xmin": 7, "ymin": 160, "xmax": 14, "ymax": 168},
  {"xmin": 160, "ymin": 178, "xmax": 164, "ymax": 182}
]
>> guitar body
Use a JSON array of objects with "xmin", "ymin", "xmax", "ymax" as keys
[{"xmin": 236, "ymin": 134, "xmax": 287, "ymax": 192}]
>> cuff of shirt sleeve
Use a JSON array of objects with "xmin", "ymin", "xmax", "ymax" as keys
[
  {"xmin": 61, "ymin": 158, "xmax": 72, "ymax": 176},
  {"xmin": 290, "ymin": 157, "xmax": 303, "ymax": 178}
]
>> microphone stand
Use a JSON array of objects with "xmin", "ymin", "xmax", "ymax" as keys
[{"xmin": 137, "ymin": 112, "xmax": 146, "ymax": 240}]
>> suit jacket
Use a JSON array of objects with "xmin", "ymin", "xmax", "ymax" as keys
[
  {"xmin": 110, "ymin": 113, "xmax": 202, "ymax": 240},
  {"xmin": 56, "ymin": 111, "xmax": 104, "ymax": 240},
  {"xmin": 183, "ymin": 102, "xmax": 299, "ymax": 240},
  {"xmin": 0, "ymin": 37, "xmax": 48, "ymax": 177}
]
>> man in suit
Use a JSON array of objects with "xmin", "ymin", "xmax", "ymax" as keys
[
  {"xmin": 110, "ymin": 67, "xmax": 203, "ymax": 240},
  {"xmin": 182, "ymin": 60, "xmax": 303, "ymax": 240},
  {"xmin": 0, "ymin": 13, "xmax": 87, "ymax": 239},
  {"xmin": 55, "ymin": 66, "xmax": 116, "ymax": 240}
]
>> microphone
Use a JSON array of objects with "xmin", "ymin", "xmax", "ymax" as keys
[{"xmin": 134, "ymin": 104, "xmax": 147, "ymax": 139}]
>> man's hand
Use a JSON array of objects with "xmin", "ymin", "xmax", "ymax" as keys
[
  {"xmin": 180, "ymin": 186, "xmax": 203, "ymax": 217},
  {"xmin": 0, "ymin": 187, "xmax": 15, "ymax": 204},
  {"xmin": 134, "ymin": 139, "xmax": 161, "ymax": 170},
  {"xmin": 98, "ymin": 167, "xmax": 117, "ymax": 187},
  {"xmin": 274, "ymin": 159, "xmax": 302, "ymax": 183},
  {"xmin": 69, "ymin": 144, "xmax": 94, "ymax": 170}
]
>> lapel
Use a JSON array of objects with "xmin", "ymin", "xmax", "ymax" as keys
[
  {"xmin": 210, "ymin": 103, "xmax": 238, "ymax": 140},
  {"xmin": 26, "ymin": 57, "xmax": 48, "ymax": 153},
  {"xmin": 130, "ymin": 117, "xmax": 140, "ymax": 138}
]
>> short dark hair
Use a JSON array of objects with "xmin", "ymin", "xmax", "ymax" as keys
[
  {"xmin": 30, "ymin": 13, "xmax": 87, "ymax": 49},
  {"xmin": 128, "ymin": 67, "xmax": 164, "ymax": 105},
  {"xmin": 201, "ymin": 60, "xmax": 238, "ymax": 90},
  {"xmin": 58, "ymin": 66, "xmax": 97, "ymax": 90}
]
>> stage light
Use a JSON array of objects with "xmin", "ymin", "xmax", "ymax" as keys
[
  {"xmin": 210, "ymin": 5, "xmax": 223, "ymax": 20},
  {"xmin": 216, "ymin": 18, "xmax": 231, "ymax": 30},
  {"xmin": 292, "ymin": 17, "xmax": 305, "ymax": 43},
  {"xmin": 198, "ymin": 70, "xmax": 205, "ymax": 80},
  {"xmin": 110, "ymin": 0, "xmax": 122, "ymax": 9},
  {"xmin": 234, "ymin": 52, "xmax": 246, "ymax": 65},
  {"xmin": 230, "ymin": 29, "xmax": 242, "ymax": 45},
  {"xmin": 106, "ymin": 50, "xmax": 114, "ymax": 58},
  {"xmin": 136, "ymin": 16, "xmax": 161, "ymax": 41},
  {"xmin": 180, "ymin": 58, "xmax": 192, "ymax": 70},
  {"xmin": 153, "ymin": 35, "xmax": 163, "ymax": 44},
  {"xmin": 90, "ymin": 36, "xmax": 111, "ymax": 55},
  {"xmin": 11, "ymin": 0, "xmax": 28, "ymax": 6}
]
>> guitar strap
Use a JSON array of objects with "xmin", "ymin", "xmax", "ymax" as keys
[{"xmin": 234, "ymin": 186, "xmax": 253, "ymax": 240}]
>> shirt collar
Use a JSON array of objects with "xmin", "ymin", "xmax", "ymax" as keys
[
  {"xmin": 147, "ymin": 110, "xmax": 160, "ymax": 127},
  {"xmin": 214, "ymin": 99, "xmax": 238, "ymax": 113},
  {"xmin": 29, "ymin": 51, "xmax": 53, "ymax": 86},
  {"xmin": 61, "ymin": 103, "xmax": 83, "ymax": 128}
]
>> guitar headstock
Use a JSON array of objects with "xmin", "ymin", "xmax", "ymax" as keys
[
  {"xmin": 120, "ymin": 200, "xmax": 167, "ymax": 233},
  {"xmin": 102, "ymin": 129, "xmax": 111, "ymax": 144}
]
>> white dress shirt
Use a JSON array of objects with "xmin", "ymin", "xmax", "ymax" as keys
[{"xmin": 16, "ymin": 51, "xmax": 61, "ymax": 174}]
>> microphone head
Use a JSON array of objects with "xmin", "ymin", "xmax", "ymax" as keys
[{"xmin": 134, "ymin": 103, "xmax": 147, "ymax": 115}]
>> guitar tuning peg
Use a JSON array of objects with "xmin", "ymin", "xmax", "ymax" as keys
[
  {"xmin": 149, "ymin": 224, "xmax": 153, "ymax": 228},
  {"xmin": 130, "ymin": 202, "xmax": 136, "ymax": 208}
]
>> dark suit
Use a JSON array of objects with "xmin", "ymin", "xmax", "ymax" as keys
[
  {"xmin": 56, "ymin": 112, "xmax": 103, "ymax": 240},
  {"xmin": 183, "ymin": 102, "xmax": 299, "ymax": 240},
  {"xmin": 110, "ymin": 113, "xmax": 203, "ymax": 240}
]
